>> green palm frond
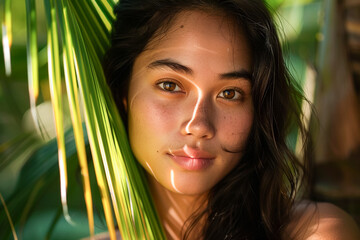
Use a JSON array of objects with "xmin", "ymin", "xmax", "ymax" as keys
[
  {"xmin": 1, "ymin": 0, "xmax": 165, "ymax": 239},
  {"xmin": 1, "ymin": 0, "xmax": 11, "ymax": 76}
]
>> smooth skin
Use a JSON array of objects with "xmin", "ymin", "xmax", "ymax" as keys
[
  {"xmin": 125, "ymin": 10, "xmax": 360, "ymax": 240},
  {"xmin": 128, "ymin": 11, "xmax": 253, "ymax": 197},
  {"xmin": 127, "ymin": 11, "xmax": 253, "ymax": 238}
]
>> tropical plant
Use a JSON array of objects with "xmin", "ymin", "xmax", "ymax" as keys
[
  {"xmin": 1, "ymin": 0, "xmax": 164, "ymax": 239},
  {"xmin": 0, "ymin": 0, "xmax": 322, "ymax": 239}
]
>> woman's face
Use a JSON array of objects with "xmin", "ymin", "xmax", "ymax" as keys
[{"xmin": 127, "ymin": 11, "xmax": 254, "ymax": 195}]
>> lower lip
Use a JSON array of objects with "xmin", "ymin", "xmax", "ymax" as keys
[{"xmin": 168, "ymin": 154, "xmax": 214, "ymax": 171}]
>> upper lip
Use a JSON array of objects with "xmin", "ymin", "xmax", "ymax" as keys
[{"xmin": 168, "ymin": 145, "xmax": 215, "ymax": 159}]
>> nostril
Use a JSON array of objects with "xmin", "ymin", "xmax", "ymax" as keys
[{"xmin": 183, "ymin": 117, "xmax": 215, "ymax": 139}]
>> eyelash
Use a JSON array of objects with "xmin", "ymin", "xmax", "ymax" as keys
[{"xmin": 156, "ymin": 80, "xmax": 244, "ymax": 101}]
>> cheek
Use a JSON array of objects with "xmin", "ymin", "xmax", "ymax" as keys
[
  {"xmin": 127, "ymin": 94, "xmax": 183, "ymax": 182},
  {"xmin": 217, "ymin": 107, "xmax": 254, "ymax": 151},
  {"xmin": 128, "ymin": 94, "xmax": 179, "ymax": 145}
]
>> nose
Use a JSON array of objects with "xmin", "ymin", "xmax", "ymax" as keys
[{"xmin": 180, "ymin": 98, "xmax": 215, "ymax": 139}]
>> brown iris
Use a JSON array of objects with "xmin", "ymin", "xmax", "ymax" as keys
[
  {"xmin": 163, "ymin": 82, "xmax": 176, "ymax": 91},
  {"xmin": 223, "ymin": 89, "xmax": 235, "ymax": 99}
]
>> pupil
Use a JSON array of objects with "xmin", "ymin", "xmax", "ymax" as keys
[
  {"xmin": 164, "ymin": 82, "xmax": 175, "ymax": 91},
  {"xmin": 224, "ymin": 90, "xmax": 235, "ymax": 99}
]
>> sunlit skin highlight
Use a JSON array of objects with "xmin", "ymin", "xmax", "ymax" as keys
[
  {"xmin": 145, "ymin": 161, "xmax": 158, "ymax": 182},
  {"xmin": 170, "ymin": 169, "xmax": 182, "ymax": 193},
  {"xmin": 185, "ymin": 85, "xmax": 203, "ymax": 135},
  {"xmin": 127, "ymin": 11, "xmax": 254, "ymax": 239}
]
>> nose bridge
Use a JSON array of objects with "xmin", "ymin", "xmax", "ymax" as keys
[{"xmin": 184, "ymin": 90, "xmax": 215, "ymax": 138}]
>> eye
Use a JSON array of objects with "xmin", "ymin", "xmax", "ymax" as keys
[
  {"xmin": 218, "ymin": 89, "xmax": 242, "ymax": 100},
  {"xmin": 157, "ymin": 81, "xmax": 182, "ymax": 92}
]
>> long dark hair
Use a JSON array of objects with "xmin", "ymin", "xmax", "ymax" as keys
[{"xmin": 103, "ymin": 0, "xmax": 311, "ymax": 239}]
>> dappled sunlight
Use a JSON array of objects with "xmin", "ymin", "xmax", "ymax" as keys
[
  {"xmin": 171, "ymin": 169, "xmax": 182, "ymax": 193},
  {"xmin": 125, "ymin": 178, "xmax": 135, "ymax": 222},
  {"xmin": 145, "ymin": 161, "xmax": 159, "ymax": 182},
  {"xmin": 163, "ymin": 222, "xmax": 178, "ymax": 240},
  {"xmin": 185, "ymin": 84, "xmax": 203, "ymax": 135},
  {"xmin": 164, "ymin": 188, "xmax": 187, "ymax": 215},
  {"xmin": 169, "ymin": 207, "xmax": 183, "ymax": 226},
  {"xmin": 58, "ymin": 148, "xmax": 75, "ymax": 226},
  {"xmin": 2, "ymin": 25, "xmax": 11, "ymax": 76},
  {"xmin": 184, "ymin": 144, "xmax": 195, "ymax": 158}
]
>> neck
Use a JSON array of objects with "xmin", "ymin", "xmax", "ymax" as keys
[{"xmin": 147, "ymin": 175, "xmax": 207, "ymax": 239}]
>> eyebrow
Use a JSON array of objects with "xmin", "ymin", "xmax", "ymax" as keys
[
  {"xmin": 148, "ymin": 58, "xmax": 252, "ymax": 81},
  {"xmin": 220, "ymin": 70, "xmax": 252, "ymax": 81},
  {"xmin": 148, "ymin": 59, "xmax": 193, "ymax": 75}
]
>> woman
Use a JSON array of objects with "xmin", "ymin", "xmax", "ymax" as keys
[{"xmin": 103, "ymin": 0, "xmax": 360, "ymax": 239}]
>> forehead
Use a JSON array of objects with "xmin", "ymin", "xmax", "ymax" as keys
[{"xmin": 135, "ymin": 10, "xmax": 252, "ymax": 73}]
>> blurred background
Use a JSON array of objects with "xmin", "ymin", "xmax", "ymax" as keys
[{"xmin": 0, "ymin": 0, "xmax": 360, "ymax": 239}]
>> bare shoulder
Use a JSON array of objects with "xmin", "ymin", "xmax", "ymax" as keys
[{"xmin": 285, "ymin": 200, "xmax": 360, "ymax": 240}]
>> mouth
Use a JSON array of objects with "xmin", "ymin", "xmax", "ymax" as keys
[{"xmin": 168, "ymin": 145, "xmax": 215, "ymax": 171}]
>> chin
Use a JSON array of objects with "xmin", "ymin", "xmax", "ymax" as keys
[{"xmin": 164, "ymin": 171, "xmax": 219, "ymax": 196}]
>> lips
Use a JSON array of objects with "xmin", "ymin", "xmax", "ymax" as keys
[{"xmin": 168, "ymin": 145, "xmax": 215, "ymax": 171}]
